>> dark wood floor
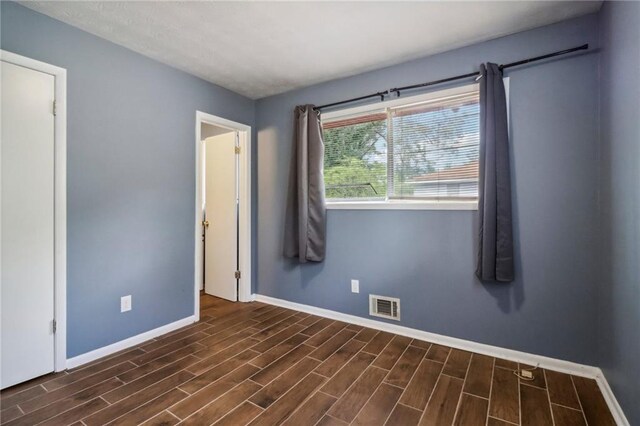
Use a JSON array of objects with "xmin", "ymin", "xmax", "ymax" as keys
[{"xmin": 1, "ymin": 294, "xmax": 616, "ymax": 426}]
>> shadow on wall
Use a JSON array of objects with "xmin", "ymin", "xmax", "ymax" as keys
[
  {"xmin": 480, "ymin": 276, "xmax": 525, "ymax": 314},
  {"xmin": 283, "ymin": 255, "xmax": 326, "ymax": 289}
]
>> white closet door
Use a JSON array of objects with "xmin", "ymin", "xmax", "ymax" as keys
[
  {"xmin": 203, "ymin": 132, "xmax": 238, "ymax": 302},
  {"xmin": 1, "ymin": 61, "xmax": 56, "ymax": 389}
]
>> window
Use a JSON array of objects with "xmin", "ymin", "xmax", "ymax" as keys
[{"xmin": 322, "ymin": 84, "xmax": 480, "ymax": 210}]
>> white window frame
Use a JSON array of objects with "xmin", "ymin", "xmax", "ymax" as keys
[{"xmin": 322, "ymin": 78, "xmax": 509, "ymax": 211}]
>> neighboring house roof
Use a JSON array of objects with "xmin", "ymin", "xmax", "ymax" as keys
[{"xmin": 411, "ymin": 160, "xmax": 479, "ymax": 182}]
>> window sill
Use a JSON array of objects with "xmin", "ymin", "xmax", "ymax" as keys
[{"xmin": 325, "ymin": 201, "xmax": 478, "ymax": 211}]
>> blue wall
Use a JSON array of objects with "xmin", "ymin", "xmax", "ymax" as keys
[
  {"xmin": 598, "ymin": 2, "xmax": 640, "ymax": 424},
  {"xmin": 255, "ymin": 14, "xmax": 601, "ymax": 365},
  {"xmin": 1, "ymin": 2, "xmax": 255, "ymax": 357}
]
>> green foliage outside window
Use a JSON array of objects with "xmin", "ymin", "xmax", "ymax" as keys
[{"xmin": 323, "ymin": 120, "xmax": 387, "ymax": 200}]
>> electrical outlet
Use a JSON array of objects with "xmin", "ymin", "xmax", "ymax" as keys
[
  {"xmin": 351, "ymin": 279, "xmax": 359, "ymax": 293},
  {"xmin": 121, "ymin": 295, "xmax": 132, "ymax": 312}
]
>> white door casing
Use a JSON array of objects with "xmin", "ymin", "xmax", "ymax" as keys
[
  {"xmin": 194, "ymin": 111, "xmax": 251, "ymax": 319},
  {"xmin": 203, "ymin": 132, "xmax": 238, "ymax": 302},
  {"xmin": 1, "ymin": 61, "xmax": 56, "ymax": 388}
]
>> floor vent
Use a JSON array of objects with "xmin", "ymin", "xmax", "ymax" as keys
[{"xmin": 369, "ymin": 295, "xmax": 400, "ymax": 321}]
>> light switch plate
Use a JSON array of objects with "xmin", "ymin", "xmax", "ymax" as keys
[
  {"xmin": 351, "ymin": 279, "xmax": 360, "ymax": 293},
  {"xmin": 121, "ymin": 295, "xmax": 132, "ymax": 312}
]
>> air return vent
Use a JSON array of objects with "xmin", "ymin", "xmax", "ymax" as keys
[{"xmin": 369, "ymin": 295, "xmax": 400, "ymax": 321}]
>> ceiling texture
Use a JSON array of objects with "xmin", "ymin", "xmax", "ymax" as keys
[{"xmin": 21, "ymin": 1, "xmax": 602, "ymax": 99}]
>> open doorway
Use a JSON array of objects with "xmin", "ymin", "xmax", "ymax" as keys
[{"xmin": 194, "ymin": 112, "xmax": 251, "ymax": 320}]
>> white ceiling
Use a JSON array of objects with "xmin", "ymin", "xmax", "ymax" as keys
[{"xmin": 21, "ymin": 1, "xmax": 601, "ymax": 99}]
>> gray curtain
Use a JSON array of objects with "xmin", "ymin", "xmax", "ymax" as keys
[
  {"xmin": 284, "ymin": 105, "xmax": 327, "ymax": 262},
  {"xmin": 476, "ymin": 63, "xmax": 514, "ymax": 282}
]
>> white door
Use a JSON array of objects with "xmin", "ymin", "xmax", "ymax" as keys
[
  {"xmin": 1, "ymin": 61, "xmax": 56, "ymax": 389},
  {"xmin": 203, "ymin": 132, "xmax": 238, "ymax": 302}
]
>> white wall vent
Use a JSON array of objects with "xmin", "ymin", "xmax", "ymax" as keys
[{"xmin": 369, "ymin": 295, "xmax": 400, "ymax": 321}]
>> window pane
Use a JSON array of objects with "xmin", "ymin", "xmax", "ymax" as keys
[
  {"xmin": 390, "ymin": 91, "xmax": 479, "ymax": 200},
  {"xmin": 322, "ymin": 112, "xmax": 387, "ymax": 200}
]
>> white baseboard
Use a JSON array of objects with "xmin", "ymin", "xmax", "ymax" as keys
[
  {"xmin": 253, "ymin": 294, "xmax": 629, "ymax": 425},
  {"xmin": 595, "ymin": 373, "xmax": 630, "ymax": 426},
  {"xmin": 66, "ymin": 315, "xmax": 196, "ymax": 369}
]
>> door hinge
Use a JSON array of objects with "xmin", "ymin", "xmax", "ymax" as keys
[
  {"xmin": 234, "ymin": 146, "xmax": 241, "ymax": 154},
  {"xmin": 52, "ymin": 319, "xmax": 57, "ymax": 333},
  {"xmin": 235, "ymin": 270, "xmax": 241, "ymax": 280},
  {"xmin": 53, "ymin": 100, "xmax": 57, "ymax": 116}
]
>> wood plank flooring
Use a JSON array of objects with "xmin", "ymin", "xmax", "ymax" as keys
[{"xmin": 1, "ymin": 295, "xmax": 616, "ymax": 425}]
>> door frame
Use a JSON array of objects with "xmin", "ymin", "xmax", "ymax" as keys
[
  {"xmin": 195, "ymin": 111, "xmax": 252, "ymax": 318},
  {"xmin": 1, "ymin": 50, "xmax": 67, "ymax": 372}
]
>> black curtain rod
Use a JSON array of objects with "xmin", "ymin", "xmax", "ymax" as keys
[{"xmin": 314, "ymin": 43, "xmax": 588, "ymax": 111}]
